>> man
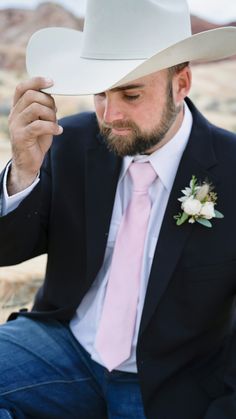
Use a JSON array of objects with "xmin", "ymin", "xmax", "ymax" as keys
[{"xmin": 0, "ymin": 0, "xmax": 236, "ymax": 418}]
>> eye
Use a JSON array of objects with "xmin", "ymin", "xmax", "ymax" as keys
[
  {"xmin": 95, "ymin": 92, "xmax": 106, "ymax": 99},
  {"xmin": 124, "ymin": 94, "xmax": 140, "ymax": 101}
]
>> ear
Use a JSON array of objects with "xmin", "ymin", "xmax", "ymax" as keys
[{"xmin": 172, "ymin": 65, "xmax": 192, "ymax": 106}]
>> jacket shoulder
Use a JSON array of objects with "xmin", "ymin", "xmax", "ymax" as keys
[
  {"xmin": 60, "ymin": 111, "xmax": 97, "ymax": 130},
  {"xmin": 210, "ymin": 123, "xmax": 236, "ymax": 159},
  {"xmin": 60, "ymin": 111, "xmax": 99, "ymax": 139},
  {"xmin": 188, "ymin": 97, "xmax": 236, "ymax": 162},
  {"xmin": 53, "ymin": 111, "xmax": 100, "ymax": 152}
]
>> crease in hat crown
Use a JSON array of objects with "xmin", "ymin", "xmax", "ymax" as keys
[{"xmin": 80, "ymin": 0, "xmax": 192, "ymax": 59}]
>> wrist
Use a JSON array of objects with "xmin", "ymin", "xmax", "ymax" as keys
[{"xmin": 7, "ymin": 162, "xmax": 39, "ymax": 196}]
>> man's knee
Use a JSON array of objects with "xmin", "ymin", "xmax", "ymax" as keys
[{"xmin": 0, "ymin": 409, "xmax": 13, "ymax": 419}]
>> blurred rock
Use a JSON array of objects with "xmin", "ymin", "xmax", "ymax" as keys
[
  {"xmin": 191, "ymin": 15, "xmax": 222, "ymax": 33},
  {"xmin": 190, "ymin": 16, "xmax": 236, "ymax": 62},
  {"xmin": 0, "ymin": 255, "xmax": 46, "ymax": 323},
  {"xmin": 0, "ymin": 2, "xmax": 83, "ymax": 72}
]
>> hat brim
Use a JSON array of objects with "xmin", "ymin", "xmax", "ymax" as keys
[{"xmin": 26, "ymin": 27, "xmax": 236, "ymax": 95}]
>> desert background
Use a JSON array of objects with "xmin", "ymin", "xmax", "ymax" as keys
[{"xmin": 0, "ymin": 2, "xmax": 236, "ymax": 322}]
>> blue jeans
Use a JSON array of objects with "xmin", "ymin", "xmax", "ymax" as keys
[{"xmin": 0, "ymin": 316, "xmax": 146, "ymax": 419}]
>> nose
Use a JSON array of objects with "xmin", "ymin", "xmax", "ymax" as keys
[{"xmin": 103, "ymin": 96, "xmax": 124, "ymax": 125}]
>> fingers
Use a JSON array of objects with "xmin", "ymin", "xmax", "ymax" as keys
[
  {"xmin": 13, "ymin": 77, "xmax": 53, "ymax": 106},
  {"xmin": 8, "ymin": 78, "xmax": 62, "ymax": 190},
  {"xmin": 14, "ymin": 89, "xmax": 56, "ymax": 115},
  {"xmin": 10, "ymin": 113, "xmax": 62, "ymax": 144},
  {"xmin": 21, "ymin": 103, "xmax": 57, "ymax": 126},
  {"xmin": 9, "ymin": 77, "xmax": 62, "ymax": 142},
  {"xmin": 23, "ymin": 120, "xmax": 63, "ymax": 142},
  {"xmin": 11, "ymin": 77, "xmax": 57, "ymax": 124}
]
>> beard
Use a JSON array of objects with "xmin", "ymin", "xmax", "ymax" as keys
[{"xmin": 99, "ymin": 82, "xmax": 181, "ymax": 157}]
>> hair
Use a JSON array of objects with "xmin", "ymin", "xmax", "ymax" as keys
[{"xmin": 168, "ymin": 62, "xmax": 190, "ymax": 77}]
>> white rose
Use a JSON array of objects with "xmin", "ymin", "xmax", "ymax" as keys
[
  {"xmin": 182, "ymin": 198, "xmax": 202, "ymax": 216},
  {"xmin": 200, "ymin": 202, "xmax": 215, "ymax": 219}
]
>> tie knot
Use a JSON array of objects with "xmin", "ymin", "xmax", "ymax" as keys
[{"xmin": 129, "ymin": 162, "xmax": 157, "ymax": 192}]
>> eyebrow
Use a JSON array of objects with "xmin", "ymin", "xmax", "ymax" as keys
[{"xmin": 110, "ymin": 84, "xmax": 145, "ymax": 92}]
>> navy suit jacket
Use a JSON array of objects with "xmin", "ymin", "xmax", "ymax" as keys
[{"xmin": 1, "ymin": 98, "xmax": 236, "ymax": 418}]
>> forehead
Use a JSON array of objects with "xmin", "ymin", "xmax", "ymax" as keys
[{"xmin": 108, "ymin": 69, "xmax": 169, "ymax": 93}]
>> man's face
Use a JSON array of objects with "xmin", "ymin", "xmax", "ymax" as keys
[{"xmin": 94, "ymin": 69, "xmax": 182, "ymax": 157}]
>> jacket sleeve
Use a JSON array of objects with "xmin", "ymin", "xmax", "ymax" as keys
[{"xmin": 0, "ymin": 155, "xmax": 51, "ymax": 266}]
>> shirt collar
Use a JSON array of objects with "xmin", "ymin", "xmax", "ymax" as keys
[{"xmin": 120, "ymin": 101, "xmax": 193, "ymax": 191}]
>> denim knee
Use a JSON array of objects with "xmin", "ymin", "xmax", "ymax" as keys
[{"xmin": 0, "ymin": 409, "xmax": 13, "ymax": 419}]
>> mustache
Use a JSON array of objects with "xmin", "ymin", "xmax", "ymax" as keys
[{"xmin": 100, "ymin": 120, "xmax": 138, "ymax": 131}]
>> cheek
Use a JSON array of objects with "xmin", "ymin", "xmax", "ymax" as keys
[
  {"xmin": 135, "ymin": 89, "xmax": 168, "ymax": 130},
  {"xmin": 136, "ymin": 104, "xmax": 162, "ymax": 130},
  {"xmin": 147, "ymin": 95, "xmax": 168, "ymax": 124},
  {"xmin": 94, "ymin": 98, "xmax": 104, "ymax": 121}
]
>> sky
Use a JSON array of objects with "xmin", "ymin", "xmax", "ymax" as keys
[{"xmin": 0, "ymin": 0, "xmax": 236, "ymax": 24}]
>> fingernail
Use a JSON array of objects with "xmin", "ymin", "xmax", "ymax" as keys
[
  {"xmin": 58, "ymin": 125, "xmax": 63, "ymax": 134},
  {"xmin": 44, "ymin": 77, "xmax": 53, "ymax": 85}
]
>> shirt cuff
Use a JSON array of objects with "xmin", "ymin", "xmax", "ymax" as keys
[{"xmin": 2, "ymin": 162, "xmax": 40, "ymax": 215}]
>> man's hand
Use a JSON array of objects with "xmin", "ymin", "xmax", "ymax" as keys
[{"xmin": 7, "ymin": 77, "xmax": 63, "ymax": 195}]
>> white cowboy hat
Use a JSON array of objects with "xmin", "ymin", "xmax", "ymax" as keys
[{"xmin": 26, "ymin": 0, "xmax": 236, "ymax": 96}]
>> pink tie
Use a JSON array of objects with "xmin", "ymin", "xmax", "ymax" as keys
[{"xmin": 95, "ymin": 161, "xmax": 157, "ymax": 371}]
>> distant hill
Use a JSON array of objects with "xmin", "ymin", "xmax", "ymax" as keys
[
  {"xmin": 0, "ymin": 2, "xmax": 83, "ymax": 71},
  {"xmin": 0, "ymin": 4, "xmax": 235, "ymax": 72},
  {"xmin": 191, "ymin": 15, "xmax": 236, "ymax": 34},
  {"xmin": 190, "ymin": 15, "xmax": 236, "ymax": 62},
  {"xmin": 191, "ymin": 15, "xmax": 221, "ymax": 33}
]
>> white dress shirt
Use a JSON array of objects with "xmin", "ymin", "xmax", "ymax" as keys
[{"xmin": 2, "ymin": 103, "xmax": 193, "ymax": 373}]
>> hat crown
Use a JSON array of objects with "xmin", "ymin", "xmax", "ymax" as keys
[{"xmin": 81, "ymin": 0, "xmax": 192, "ymax": 59}]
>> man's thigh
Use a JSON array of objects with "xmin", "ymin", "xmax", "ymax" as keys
[
  {"xmin": 0, "ymin": 316, "xmax": 106, "ymax": 419},
  {"xmin": 106, "ymin": 371, "xmax": 147, "ymax": 419}
]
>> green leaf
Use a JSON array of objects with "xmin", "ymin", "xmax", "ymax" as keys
[
  {"xmin": 196, "ymin": 218, "xmax": 212, "ymax": 228},
  {"xmin": 190, "ymin": 175, "xmax": 197, "ymax": 192},
  {"xmin": 176, "ymin": 212, "xmax": 189, "ymax": 226},
  {"xmin": 214, "ymin": 210, "xmax": 224, "ymax": 219}
]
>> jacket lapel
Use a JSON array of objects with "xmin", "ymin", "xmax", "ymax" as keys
[
  {"xmin": 85, "ymin": 135, "xmax": 121, "ymax": 286},
  {"xmin": 139, "ymin": 100, "xmax": 219, "ymax": 336}
]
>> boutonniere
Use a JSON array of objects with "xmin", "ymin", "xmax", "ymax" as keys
[{"xmin": 174, "ymin": 175, "xmax": 224, "ymax": 228}]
